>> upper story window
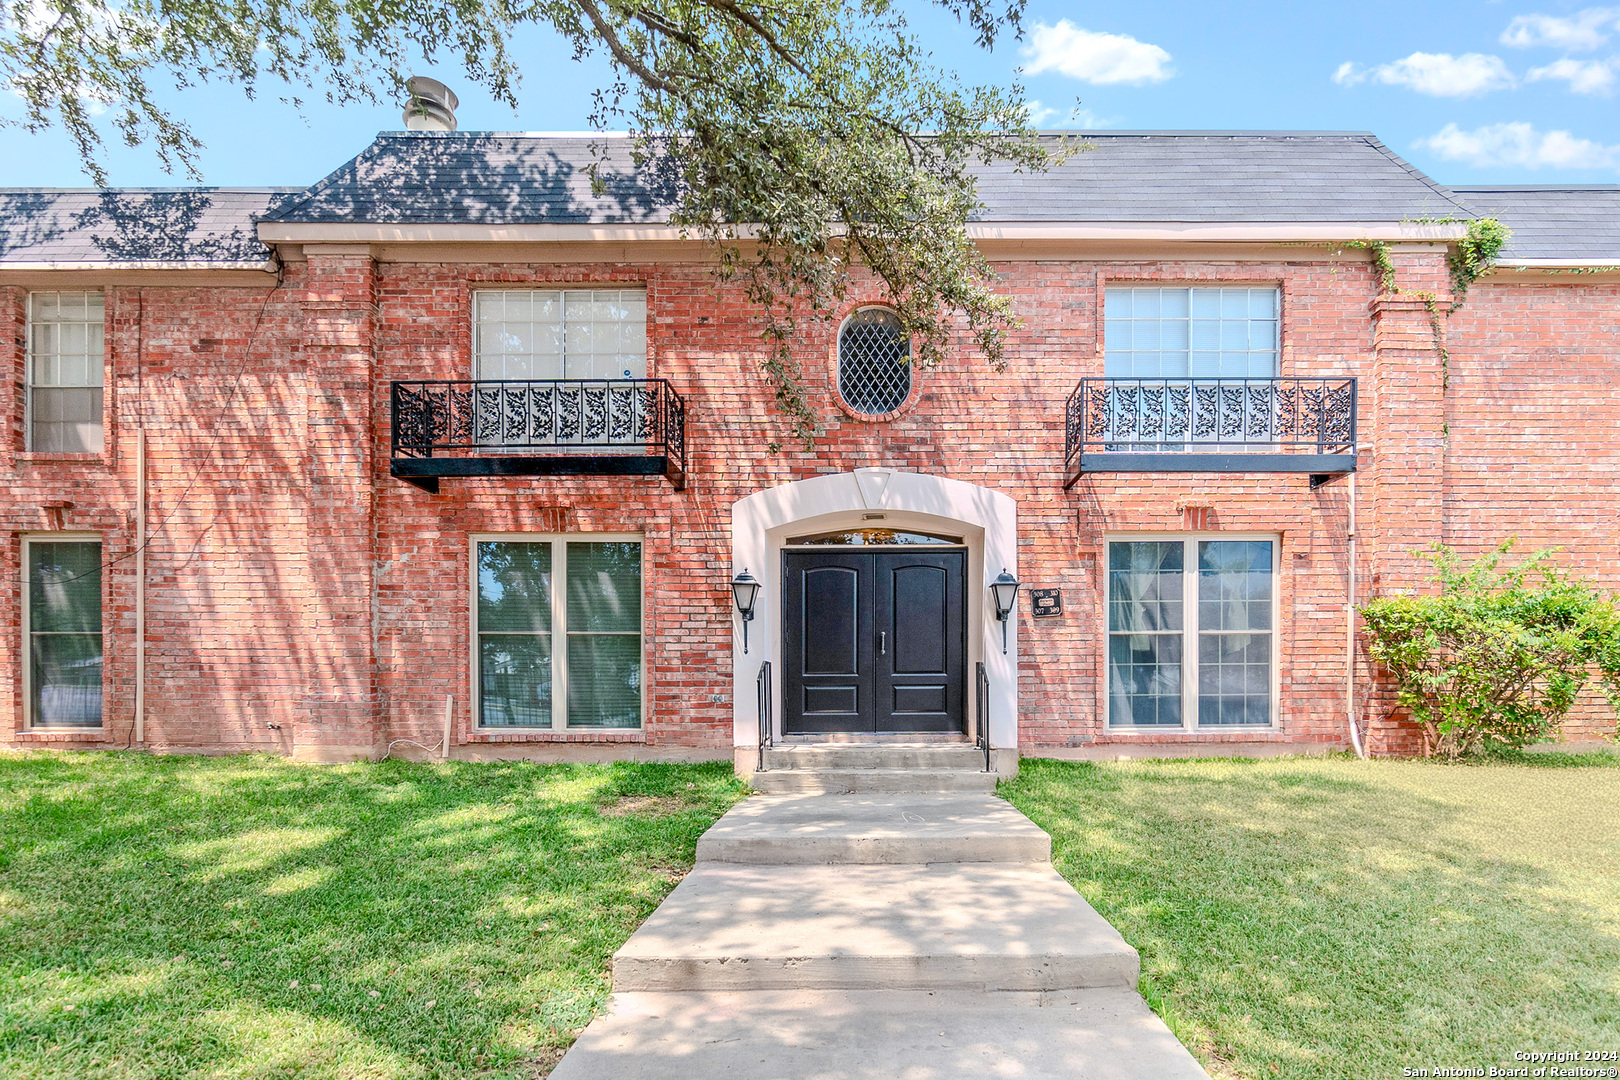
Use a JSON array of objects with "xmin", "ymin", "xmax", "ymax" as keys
[
  {"xmin": 1104, "ymin": 287, "xmax": 1278, "ymax": 379},
  {"xmin": 28, "ymin": 291, "xmax": 105, "ymax": 452},
  {"xmin": 838, "ymin": 308, "xmax": 911, "ymax": 415},
  {"xmin": 474, "ymin": 289, "xmax": 646, "ymax": 381}
]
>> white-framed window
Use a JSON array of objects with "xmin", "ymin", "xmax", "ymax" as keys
[
  {"xmin": 473, "ymin": 289, "xmax": 647, "ymax": 381},
  {"xmin": 1106, "ymin": 535, "xmax": 1278, "ymax": 730},
  {"xmin": 472, "ymin": 535, "xmax": 643, "ymax": 729},
  {"xmin": 28, "ymin": 291, "xmax": 105, "ymax": 452},
  {"xmin": 1104, "ymin": 287, "xmax": 1278, "ymax": 379},
  {"xmin": 23, "ymin": 535, "xmax": 104, "ymax": 728},
  {"xmin": 838, "ymin": 307, "xmax": 912, "ymax": 415}
]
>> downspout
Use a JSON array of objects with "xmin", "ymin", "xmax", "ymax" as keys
[
  {"xmin": 135, "ymin": 428, "xmax": 145, "ymax": 744},
  {"xmin": 134, "ymin": 289, "xmax": 147, "ymax": 745},
  {"xmin": 1346, "ymin": 470, "xmax": 1364, "ymax": 759}
]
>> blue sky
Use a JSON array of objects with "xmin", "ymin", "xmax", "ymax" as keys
[{"xmin": 3, "ymin": 0, "xmax": 1618, "ymax": 188}]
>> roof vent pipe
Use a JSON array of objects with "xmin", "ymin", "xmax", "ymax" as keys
[{"xmin": 403, "ymin": 76, "xmax": 458, "ymax": 131}]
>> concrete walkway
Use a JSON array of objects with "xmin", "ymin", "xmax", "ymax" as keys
[{"xmin": 551, "ymin": 787, "xmax": 1211, "ymax": 1079}]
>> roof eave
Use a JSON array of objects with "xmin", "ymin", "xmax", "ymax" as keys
[
  {"xmin": 0, "ymin": 258, "xmax": 279, "ymax": 272},
  {"xmin": 1492, "ymin": 258, "xmax": 1620, "ymax": 269},
  {"xmin": 259, "ymin": 220, "xmax": 1471, "ymax": 245}
]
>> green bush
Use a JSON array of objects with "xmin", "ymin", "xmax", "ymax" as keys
[{"xmin": 1360, "ymin": 543, "xmax": 1620, "ymax": 758}]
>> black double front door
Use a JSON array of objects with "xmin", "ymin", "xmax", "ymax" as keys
[{"xmin": 782, "ymin": 550, "xmax": 967, "ymax": 734}]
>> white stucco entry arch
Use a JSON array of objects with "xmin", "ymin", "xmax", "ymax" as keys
[{"xmin": 730, "ymin": 468, "xmax": 1018, "ymax": 773}]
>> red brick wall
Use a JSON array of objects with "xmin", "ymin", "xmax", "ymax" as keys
[
  {"xmin": 1441, "ymin": 275, "xmax": 1620, "ymax": 742},
  {"xmin": 3, "ymin": 248, "xmax": 1615, "ymax": 758}
]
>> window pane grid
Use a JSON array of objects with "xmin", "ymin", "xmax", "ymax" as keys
[
  {"xmin": 29, "ymin": 291, "xmax": 105, "ymax": 453},
  {"xmin": 1104, "ymin": 287, "xmax": 1279, "ymax": 380},
  {"xmin": 474, "ymin": 289, "xmax": 647, "ymax": 381},
  {"xmin": 1107, "ymin": 538, "xmax": 1275, "ymax": 730},
  {"xmin": 838, "ymin": 308, "xmax": 912, "ymax": 415}
]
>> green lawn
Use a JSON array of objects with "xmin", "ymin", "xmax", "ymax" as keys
[
  {"xmin": 0, "ymin": 753, "xmax": 747, "ymax": 1080},
  {"xmin": 1002, "ymin": 753, "xmax": 1620, "ymax": 1080}
]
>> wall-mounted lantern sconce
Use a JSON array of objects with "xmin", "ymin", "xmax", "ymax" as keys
[
  {"xmin": 731, "ymin": 569, "xmax": 761, "ymax": 654},
  {"xmin": 990, "ymin": 568, "xmax": 1022, "ymax": 655}
]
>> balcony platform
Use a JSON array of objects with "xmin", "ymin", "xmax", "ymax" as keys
[
  {"xmin": 1064, "ymin": 377, "xmax": 1357, "ymax": 489},
  {"xmin": 390, "ymin": 378, "xmax": 687, "ymax": 493}
]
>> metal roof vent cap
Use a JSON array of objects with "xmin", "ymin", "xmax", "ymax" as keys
[{"xmin": 403, "ymin": 76, "xmax": 458, "ymax": 131}]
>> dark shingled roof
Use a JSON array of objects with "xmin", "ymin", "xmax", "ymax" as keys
[
  {"xmin": 0, "ymin": 188, "xmax": 299, "ymax": 265},
  {"xmin": 972, "ymin": 132, "xmax": 1470, "ymax": 223},
  {"xmin": 30, "ymin": 134, "xmax": 1620, "ymax": 266},
  {"xmin": 265, "ymin": 130, "xmax": 1474, "ymax": 226},
  {"xmin": 264, "ymin": 134, "xmax": 670, "ymax": 225},
  {"xmin": 1452, "ymin": 186, "xmax": 1620, "ymax": 263}
]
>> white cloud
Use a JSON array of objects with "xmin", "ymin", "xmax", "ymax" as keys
[
  {"xmin": 1501, "ymin": 7, "xmax": 1620, "ymax": 51},
  {"xmin": 1416, "ymin": 121, "xmax": 1620, "ymax": 170},
  {"xmin": 1024, "ymin": 100, "xmax": 1064, "ymax": 126},
  {"xmin": 1021, "ymin": 21, "xmax": 1173, "ymax": 85},
  {"xmin": 1023, "ymin": 100, "xmax": 1117, "ymax": 128},
  {"xmin": 1526, "ymin": 55, "xmax": 1618, "ymax": 93},
  {"xmin": 1332, "ymin": 52, "xmax": 1516, "ymax": 97}
]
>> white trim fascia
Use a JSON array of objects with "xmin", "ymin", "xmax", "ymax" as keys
[
  {"xmin": 967, "ymin": 221, "xmax": 1467, "ymax": 242},
  {"xmin": 0, "ymin": 259, "xmax": 278, "ymax": 272},
  {"xmin": 258, "ymin": 220, "xmax": 1469, "ymax": 246},
  {"xmin": 1494, "ymin": 259, "xmax": 1620, "ymax": 269}
]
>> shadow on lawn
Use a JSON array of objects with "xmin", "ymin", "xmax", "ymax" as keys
[
  {"xmin": 0, "ymin": 754, "xmax": 746, "ymax": 1080},
  {"xmin": 1003, "ymin": 757, "xmax": 1620, "ymax": 1080}
]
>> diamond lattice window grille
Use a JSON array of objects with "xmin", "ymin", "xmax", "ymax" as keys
[{"xmin": 838, "ymin": 309, "xmax": 911, "ymax": 416}]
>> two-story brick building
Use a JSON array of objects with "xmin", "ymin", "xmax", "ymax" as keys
[{"xmin": 2, "ymin": 130, "xmax": 1616, "ymax": 768}]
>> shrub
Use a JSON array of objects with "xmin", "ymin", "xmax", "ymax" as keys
[{"xmin": 1360, "ymin": 543, "xmax": 1620, "ymax": 758}]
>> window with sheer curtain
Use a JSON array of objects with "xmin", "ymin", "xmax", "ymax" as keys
[
  {"xmin": 28, "ymin": 291, "xmax": 105, "ymax": 452},
  {"xmin": 1107, "ymin": 536, "xmax": 1276, "ymax": 729},
  {"xmin": 475, "ymin": 537, "xmax": 642, "ymax": 729}
]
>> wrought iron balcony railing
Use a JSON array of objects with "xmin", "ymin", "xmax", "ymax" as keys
[
  {"xmin": 390, "ymin": 378, "xmax": 686, "ymax": 493},
  {"xmin": 1064, "ymin": 377, "xmax": 1357, "ymax": 489}
]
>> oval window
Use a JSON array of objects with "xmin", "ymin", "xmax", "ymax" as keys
[{"xmin": 838, "ymin": 309, "xmax": 911, "ymax": 416}]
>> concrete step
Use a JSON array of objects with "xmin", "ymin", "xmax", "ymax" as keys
[
  {"xmin": 762, "ymin": 743, "xmax": 985, "ymax": 770},
  {"xmin": 550, "ymin": 988, "xmax": 1211, "ymax": 1080},
  {"xmin": 751, "ymin": 768, "xmax": 996, "ymax": 795},
  {"xmin": 696, "ymin": 793, "xmax": 1050, "ymax": 865},
  {"xmin": 612, "ymin": 862, "xmax": 1140, "ymax": 993}
]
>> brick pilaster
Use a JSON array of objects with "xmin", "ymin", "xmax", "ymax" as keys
[
  {"xmin": 296, "ymin": 247, "xmax": 380, "ymax": 759},
  {"xmin": 1366, "ymin": 243, "xmax": 1452, "ymax": 754}
]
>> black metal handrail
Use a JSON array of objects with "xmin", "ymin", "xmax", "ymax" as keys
[
  {"xmin": 391, "ymin": 378, "xmax": 686, "ymax": 473},
  {"xmin": 975, "ymin": 661, "xmax": 991, "ymax": 774},
  {"xmin": 1065, "ymin": 376, "xmax": 1356, "ymax": 476},
  {"xmin": 757, "ymin": 660, "xmax": 773, "ymax": 773}
]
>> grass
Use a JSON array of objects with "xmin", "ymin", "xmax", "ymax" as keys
[
  {"xmin": 0, "ymin": 752, "xmax": 748, "ymax": 1080},
  {"xmin": 1002, "ymin": 752, "xmax": 1620, "ymax": 1080}
]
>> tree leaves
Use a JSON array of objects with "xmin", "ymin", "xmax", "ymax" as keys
[
  {"xmin": 1360, "ymin": 542, "xmax": 1620, "ymax": 758},
  {"xmin": 1, "ymin": 0, "xmax": 1067, "ymax": 445}
]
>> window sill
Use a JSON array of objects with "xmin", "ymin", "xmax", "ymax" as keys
[
  {"xmin": 13, "ymin": 728, "xmax": 108, "ymax": 741},
  {"xmin": 1099, "ymin": 728, "xmax": 1285, "ymax": 740},
  {"xmin": 16, "ymin": 453, "xmax": 106, "ymax": 466},
  {"xmin": 468, "ymin": 729, "xmax": 646, "ymax": 744}
]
